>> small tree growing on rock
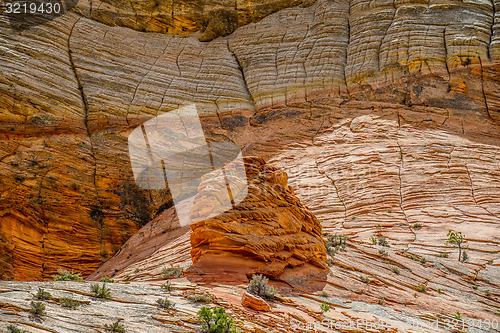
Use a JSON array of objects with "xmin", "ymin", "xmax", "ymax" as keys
[{"xmin": 446, "ymin": 231, "xmax": 466, "ymax": 262}]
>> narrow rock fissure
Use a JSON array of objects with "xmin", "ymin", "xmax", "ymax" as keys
[{"xmin": 226, "ymin": 40, "xmax": 257, "ymax": 113}]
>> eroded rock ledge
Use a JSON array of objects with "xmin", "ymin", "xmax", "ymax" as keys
[{"xmin": 187, "ymin": 156, "xmax": 328, "ymax": 289}]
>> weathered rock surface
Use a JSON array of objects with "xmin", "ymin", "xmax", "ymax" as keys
[
  {"xmin": 187, "ymin": 156, "xmax": 327, "ymax": 288},
  {"xmin": 0, "ymin": 0, "xmax": 499, "ymax": 307},
  {"xmin": 0, "ymin": 280, "xmax": 498, "ymax": 332},
  {"xmin": 88, "ymin": 207, "xmax": 193, "ymax": 282},
  {"xmin": 73, "ymin": 0, "xmax": 317, "ymax": 41},
  {"xmin": 241, "ymin": 291, "xmax": 271, "ymax": 311}
]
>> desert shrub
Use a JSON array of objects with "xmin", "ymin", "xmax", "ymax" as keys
[
  {"xmin": 321, "ymin": 291, "xmax": 328, "ymax": 297},
  {"xmin": 6, "ymin": 325, "xmax": 23, "ymax": 333},
  {"xmin": 160, "ymin": 282, "xmax": 175, "ymax": 292},
  {"xmin": 52, "ymin": 269, "xmax": 83, "ymax": 281},
  {"xmin": 90, "ymin": 283, "xmax": 112, "ymax": 300},
  {"xmin": 247, "ymin": 274, "xmax": 276, "ymax": 300},
  {"xmin": 462, "ymin": 250, "xmax": 469, "ymax": 262},
  {"xmin": 359, "ymin": 276, "xmax": 371, "ymax": 284},
  {"xmin": 162, "ymin": 265, "xmax": 184, "ymax": 278},
  {"xmin": 371, "ymin": 235, "xmax": 389, "ymax": 247},
  {"xmin": 392, "ymin": 267, "xmax": 400, "ymax": 275},
  {"xmin": 156, "ymin": 297, "xmax": 175, "ymax": 309},
  {"xmin": 379, "ymin": 249, "xmax": 388, "ymax": 257},
  {"xmin": 104, "ymin": 319, "xmax": 125, "ymax": 332},
  {"xmin": 436, "ymin": 253, "xmax": 449, "ymax": 258},
  {"xmin": 197, "ymin": 307, "xmax": 238, "ymax": 333},
  {"xmin": 100, "ymin": 277, "xmax": 114, "ymax": 283},
  {"xmin": 378, "ymin": 297, "xmax": 386, "ymax": 305},
  {"xmin": 187, "ymin": 292, "xmax": 213, "ymax": 303},
  {"xmin": 412, "ymin": 223, "xmax": 423, "ymax": 229},
  {"xmin": 453, "ymin": 311, "xmax": 461, "ymax": 320},
  {"xmin": 35, "ymin": 287, "xmax": 51, "ymax": 300},
  {"xmin": 29, "ymin": 301, "xmax": 45, "ymax": 315},
  {"xmin": 320, "ymin": 301, "xmax": 330, "ymax": 313},
  {"xmin": 58, "ymin": 298, "xmax": 82, "ymax": 309},
  {"xmin": 407, "ymin": 254, "xmax": 426, "ymax": 264},
  {"xmin": 416, "ymin": 285, "xmax": 426, "ymax": 292},
  {"xmin": 485, "ymin": 290, "xmax": 492, "ymax": 297},
  {"xmin": 472, "ymin": 285, "xmax": 478, "ymax": 290},
  {"xmin": 325, "ymin": 234, "xmax": 347, "ymax": 256}
]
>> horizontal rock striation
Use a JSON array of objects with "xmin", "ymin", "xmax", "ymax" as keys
[{"xmin": 1, "ymin": 0, "xmax": 500, "ymax": 281}]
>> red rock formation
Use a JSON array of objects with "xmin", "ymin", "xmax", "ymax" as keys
[
  {"xmin": 241, "ymin": 292, "xmax": 271, "ymax": 311},
  {"xmin": 186, "ymin": 156, "xmax": 328, "ymax": 289}
]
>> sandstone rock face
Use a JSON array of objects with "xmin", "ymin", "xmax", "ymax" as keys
[
  {"xmin": 1, "ymin": 0, "xmax": 500, "ymax": 283},
  {"xmin": 73, "ymin": 0, "xmax": 316, "ymax": 40},
  {"xmin": 187, "ymin": 156, "xmax": 328, "ymax": 288},
  {"xmin": 241, "ymin": 291, "xmax": 271, "ymax": 311},
  {"xmin": 88, "ymin": 207, "xmax": 193, "ymax": 282}
]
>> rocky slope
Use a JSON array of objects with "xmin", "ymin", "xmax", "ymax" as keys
[
  {"xmin": 0, "ymin": 279, "xmax": 497, "ymax": 332},
  {"xmin": 90, "ymin": 157, "xmax": 328, "ymax": 289}
]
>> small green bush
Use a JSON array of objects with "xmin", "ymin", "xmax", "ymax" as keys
[
  {"xmin": 162, "ymin": 265, "xmax": 184, "ymax": 279},
  {"xmin": 187, "ymin": 292, "xmax": 213, "ymax": 303},
  {"xmin": 35, "ymin": 287, "xmax": 51, "ymax": 300},
  {"xmin": 156, "ymin": 297, "xmax": 175, "ymax": 309},
  {"xmin": 412, "ymin": 223, "xmax": 423, "ymax": 229},
  {"xmin": 104, "ymin": 319, "xmax": 125, "ymax": 332},
  {"xmin": 52, "ymin": 269, "xmax": 83, "ymax": 281},
  {"xmin": 392, "ymin": 267, "xmax": 400, "ymax": 275},
  {"xmin": 160, "ymin": 282, "xmax": 175, "ymax": 292},
  {"xmin": 197, "ymin": 307, "xmax": 238, "ymax": 333},
  {"xmin": 472, "ymin": 285, "xmax": 478, "ymax": 290},
  {"xmin": 29, "ymin": 301, "xmax": 45, "ymax": 315},
  {"xmin": 321, "ymin": 291, "xmax": 328, "ymax": 297},
  {"xmin": 359, "ymin": 276, "xmax": 371, "ymax": 284},
  {"xmin": 58, "ymin": 298, "xmax": 82, "ymax": 309},
  {"xmin": 320, "ymin": 301, "xmax": 330, "ymax": 313},
  {"xmin": 378, "ymin": 249, "xmax": 388, "ymax": 257},
  {"xmin": 100, "ymin": 277, "xmax": 114, "ymax": 283},
  {"xmin": 90, "ymin": 283, "xmax": 112, "ymax": 300},
  {"xmin": 371, "ymin": 235, "xmax": 389, "ymax": 247},
  {"xmin": 436, "ymin": 253, "xmax": 449, "ymax": 258},
  {"xmin": 453, "ymin": 311, "xmax": 461, "ymax": 320},
  {"xmin": 6, "ymin": 325, "xmax": 23, "ymax": 333},
  {"xmin": 416, "ymin": 285, "xmax": 426, "ymax": 292},
  {"xmin": 378, "ymin": 297, "xmax": 386, "ymax": 305},
  {"xmin": 407, "ymin": 254, "xmax": 426, "ymax": 264},
  {"xmin": 247, "ymin": 274, "xmax": 276, "ymax": 301},
  {"xmin": 485, "ymin": 290, "xmax": 491, "ymax": 297},
  {"xmin": 325, "ymin": 234, "xmax": 347, "ymax": 256}
]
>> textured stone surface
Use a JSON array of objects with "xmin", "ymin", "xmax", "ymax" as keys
[
  {"xmin": 241, "ymin": 291, "xmax": 270, "ymax": 311},
  {"xmin": 73, "ymin": 0, "xmax": 317, "ymax": 40},
  {"xmin": 1, "ymin": 0, "xmax": 500, "ymax": 287},
  {"xmin": 187, "ymin": 156, "xmax": 327, "ymax": 287},
  {"xmin": 2, "ymin": 280, "xmax": 497, "ymax": 332}
]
